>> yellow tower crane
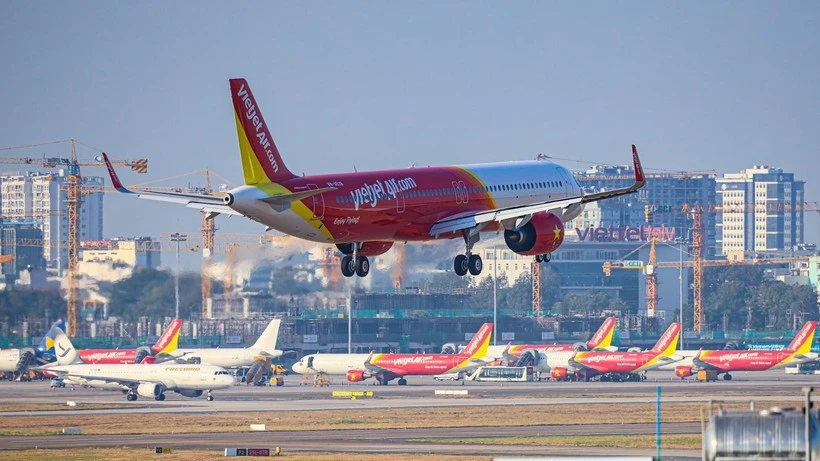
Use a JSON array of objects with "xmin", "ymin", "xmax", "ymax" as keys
[{"xmin": 0, "ymin": 139, "xmax": 148, "ymax": 336}]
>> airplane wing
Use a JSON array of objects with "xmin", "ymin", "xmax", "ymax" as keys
[
  {"xmin": 55, "ymin": 370, "xmax": 176, "ymax": 390},
  {"xmin": 429, "ymin": 145, "xmax": 645, "ymax": 237},
  {"xmin": 691, "ymin": 350, "xmax": 722, "ymax": 372},
  {"xmin": 101, "ymin": 153, "xmax": 243, "ymax": 217}
]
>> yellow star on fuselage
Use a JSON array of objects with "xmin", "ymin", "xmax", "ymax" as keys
[{"xmin": 553, "ymin": 226, "xmax": 562, "ymax": 240}]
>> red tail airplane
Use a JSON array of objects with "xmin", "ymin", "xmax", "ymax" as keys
[
  {"xmin": 74, "ymin": 319, "xmax": 182, "ymax": 364},
  {"xmin": 551, "ymin": 322, "xmax": 681, "ymax": 381},
  {"xmin": 103, "ymin": 79, "xmax": 645, "ymax": 278},
  {"xmin": 675, "ymin": 321, "xmax": 817, "ymax": 381},
  {"xmin": 347, "ymin": 323, "xmax": 494, "ymax": 385}
]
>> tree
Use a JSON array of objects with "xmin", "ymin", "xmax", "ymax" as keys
[{"xmin": 108, "ymin": 269, "xmax": 201, "ymax": 322}]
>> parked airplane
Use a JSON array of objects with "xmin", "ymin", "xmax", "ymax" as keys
[
  {"xmin": 74, "ymin": 319, "xmax": 182, "ymax": 364},
  {"xmin": 0, "ymin": 319, "xmax": 65, "ymax": 375},
  {"xmin": 673, "ymin": 321, "xmax": 817, "ymax": 381},
  {"xmin": 102, "ymin": 78, "xmax": 646, "ymax": 278},
  {"xmin": 291, "ymin": 323, "xmax": 493, "ymax": 385},
  {"xmin": 46, "ymin": 328, "xmax": 234, "ymax": 401},
  {"xmin": 485, "ymin": 316, "xmax": 618, "ymax": 363},
  {"xmin": 520, "ymin": 322, "xmax": 681, "ymax": 381},
  {"xmin": 158, "ymin": 319, "xmax": 282, "ymax": 368}
]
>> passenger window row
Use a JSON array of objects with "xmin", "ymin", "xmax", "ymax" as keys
[{"xmin": 333, "ymin": 180, "xmax": 564, "ymax": 204}]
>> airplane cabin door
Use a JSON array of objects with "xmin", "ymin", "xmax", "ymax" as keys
[
  {"xmin": 556, "ymin": 167, "xmax": 572, "ymax": 196},
  {"xmin": 307, "ymin": 184, "xmax": 325, "ymax": 220},
  {"xmin": 396, "ymin": 191, "xmax": 405, "ymax": 214}
]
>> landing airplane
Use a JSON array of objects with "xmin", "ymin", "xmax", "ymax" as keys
[
  {"xmin": 291, "ymin": 323, "xmax": 493, "ymax": 385},
  {"xmin": 46, "ymin": 328, "xmax": 234, "ymax": 401},
  {"xmin": 0, "ymin": 320, "xmax": 65, "ymax": 375},
  {"xmin": 484, "ymin": 316, "xmax": 617, "ymax": 364},
  {"xmin": 158, "ymin": 319, "xmax": 282, "ymax": 368},
  {"xmin": 102, "ymin": 78, "xmax": 646, "ymax": 278},
  {"xmin": 673, "ymin": 321, "xmax": 817, "ymax": 381},
  {"xmin": 73, "ymin": 319, "xmax": 182, "ymax": 364}
]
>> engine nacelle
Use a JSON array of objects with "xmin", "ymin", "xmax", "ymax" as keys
[
  {"xmin": 336, "ymin": 241, "xmax": 394, "ymax": 257},
  {"xmin": 572, "ymin": 342, "xmax": 589, "ymax": 351},
  {"xmin": 551, "ymin": 367, "xmax": 570, "ymax": 380},
  {"xmin": 627, "ymin": 347, "xmax": 643, "ymax": 353},
  {"xmin": 504, "ymin": 213, "xmax": 565, "ymax": 256},
  {"xmin": 137, "ymin": 383, "xmax": 163, "ymax": 398},
  {"xmin": 177, "ymin": 389, "xmax": 204, "ymax": 398},
  {"xmin": 346, "ymin": 369, "xmax": 370, "ymax": 382},
  {"xmin": 675, "ymin": 366, "xmax": 694, "ymax": 378}
]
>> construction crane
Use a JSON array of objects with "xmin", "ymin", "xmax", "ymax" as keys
[
  {"xmin": 603, "ymin": 201, "xmax": 818, "ymax": 332},
  {"xmin": 200, "ymin": 169, "xmax": 216, "ymax": 319},
  {"xmin": 0, "ymin": 139, "xmax": 148, "ymax": 336}
]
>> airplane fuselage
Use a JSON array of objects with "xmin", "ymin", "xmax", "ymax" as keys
[
  {"xmin": 48, "ymin": 363, "xmax": 234, "ymax": 391},
  {"xmin": 227, "ymin": 161, "xmax": 583, "ymax": 244},
  {"xmin": 170, "ymin": 348, "xmax": 282, "ymax": 369},
  {"xmin": 696, "ymin": 350, "xmax": 795, "ymax": 372}
]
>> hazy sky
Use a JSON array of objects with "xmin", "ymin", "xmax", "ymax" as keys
[{"xmin": 1, "ymin": 2, "xmax": 818, "ymax": 267}]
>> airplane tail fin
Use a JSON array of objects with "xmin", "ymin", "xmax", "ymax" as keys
[
  {"xmin": 650, "ymin": 322, "xmax": 681, "ymax": 356},
  {"xmin": 151, "ymin": 319, "xmax": 183, "ymax": 355},
  {"xmin": 53, "ymin": 328, "xmax": 82, "ymax": 366},
  {"xmin": 460, "ymin": 323, "xmax": 493, "ymax": 359},
  {"xmin": 586, "ymin": 317, "xmax": 617, "ymax": 349},
  {"xmin": 35, "ymin": 319, "xmax": 66, "ymax": 355},
  {"xmin": 251, "ymin": 319, "xmax": 282, "ymax": 351},
  {"xmin": 785, "ymin": 321, "xmax": 817, "ymax": 355},
  {"xmin": 229, "ymin": 78, "xmax": 296, "ymax": 185}
]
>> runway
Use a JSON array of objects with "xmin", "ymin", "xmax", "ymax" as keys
[{"xmin": 1, "ymin": 369, "xmax": 816, "ymax": 459}]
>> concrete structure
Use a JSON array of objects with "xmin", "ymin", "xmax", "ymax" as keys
[
  {"xmin": 716, "ymin": 166, "xmax": 805, "ymax": 259},
  {"xmin": 78, "ymin": 237, "xmax": 161, "ymax": 282},
  {"xmin": 572, "ymin": 165, "xmax": 717, "ymax": 257},
  {"xmin": 0, "ymin": 223, "xmax": 46, "ymax": 283},
  {"xmin": 0, "ymin": 171, "xmax": 104, "ymax": 268}
]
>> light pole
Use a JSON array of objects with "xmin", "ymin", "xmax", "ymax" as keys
[
  {"xmin": 493, "ymin": 247, "xmax": 498, "ymax": 346},
  {"xmin": 170, "ymin": 233, "xmax": 187, "ymax": 320},
  {"xmin": 679, "ymin": 241, "xmax": 684, "ymax": 350}
]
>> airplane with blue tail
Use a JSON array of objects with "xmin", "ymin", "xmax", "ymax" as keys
[{"xmin": 0, "ymin": 319, "xmax": 66, "ymax": 376}]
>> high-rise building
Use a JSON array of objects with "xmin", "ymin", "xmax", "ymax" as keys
[
  {"xmin": 0, "ymin": 171, "xmax": 103, "ymax": 268},
  {"xmin": 0, "ymin": 223, "xmax": 46, "ymax": 283},
  {"xmin": 571, "ymin": 165, "xmax": 717, "ymax": 256},
  {"xmin": 716, "ymin": 166, "xmax": 805, "ymax": 259}
]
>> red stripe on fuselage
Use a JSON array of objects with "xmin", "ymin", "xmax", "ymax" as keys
[
  {"xmin": 371, "ymin": 353, "xmax": 473, "ymax": 376},
  {"xmin": 697, "ymin": 350, "xmax": 789, "ymax": 372},
  {"xmin": 284, "ymin": 166, "xmax": 498, "ymax": 242},
  {"xmin": 78, "ymin": 349, "xmax": 138, "ymax": 364}
]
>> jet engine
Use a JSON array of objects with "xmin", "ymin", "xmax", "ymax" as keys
[
  {"xmin": 136, "ymin": 383, "xmax": 163, "ymax": 398},
  {"xmin": 336, "ymin": 242, "xmax": 393, "ymax": 257},
  {"xmin": 504, "ymin": 212, "xmax": 565, "ymax": 256},
  {"xmin": 346, "ymin": 369, "xmax": 370, "ymax": 382},
  {"xmin": 550, "ymin": 367, "xmax": 570, "ymax": 380},
  {"xmin": 177, "ymin": 389, "xmax": 204, "ymax": 398},
  {"xmin": 572, "ymin": 342, "xmax": 589, "ymax": 351},
  {"xmin": 675, "ymin": 366, "xmax": 694, "ymax": 378}
]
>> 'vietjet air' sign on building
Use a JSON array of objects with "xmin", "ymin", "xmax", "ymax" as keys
[{"xmin": 575, "ymin": 225, "xmax": 676, "ymax": 242}]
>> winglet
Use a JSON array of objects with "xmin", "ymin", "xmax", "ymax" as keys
[
  {"xmin": 632, "ymin": 145, "xmax": 645, "ymax": 186},
  {"xmin": 102, "ymin": 152, "xmax": 129, "ymax": 192}
]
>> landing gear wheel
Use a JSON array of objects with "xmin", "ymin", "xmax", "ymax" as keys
[
  {"xmin": 155, "ymin": 393, "xmax": 166, "ymax": 401},
  {"xmin": 355, "ymin": 256, "xmax": 370, "ymax": 277},
  {"xmin": 535, "ymin": 254, "xmax": 543, "ymax": 263},
  {"xmin": 454, "ymin": 254, "xmax": 468, "ymax": 276},
  {"xmin": 126, "ymin": 393, "xmax": 137, "ymax": 401},
  {"xmin": 723, "ymin": 373, "xmax": 732, "ymax": 381},
  {"xmin": 468, "ymin": 254, "xmax": 483, "ymax": 276},
  {"xmin": 207, "ymin": 395, "xmax": 214, "ymax": 401},
  {"xmin": 341, "ymin": 255, "xmax": 355, "ymax": 277},
  {"xmin": 398, "ymin": 378, "xmax": 407, "ymax": 386},
  {"xmin": 543, "ymin": 253, "xmax": 552, "ymax": 262}
]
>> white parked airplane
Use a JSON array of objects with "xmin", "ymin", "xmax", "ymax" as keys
[
  {"xmin": 159, "ymin": 319, "xmax": 283, "ymax": 368},
  {"xmin": 46, "ymin": 328, "xmax": 234, "ymax": 401}
]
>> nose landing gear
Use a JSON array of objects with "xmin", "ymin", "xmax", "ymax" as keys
[{"xmin": 454, "ymin": 229, "xmax": 483, "ymax": 276}]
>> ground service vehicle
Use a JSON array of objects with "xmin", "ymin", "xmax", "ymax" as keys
[{"xmin": 468, "ymin": 366, "xmax": 534, "ymax": 382}]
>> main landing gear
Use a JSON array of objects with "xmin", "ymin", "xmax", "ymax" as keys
[
  {"xmin": 340, "ymin": 243, "xmax": 370, "ymax": 278},
  {"xmin": 454, "ymin": 229, "xmax": 482, "ymax": 277},
  {"xmin": 206, "ymin": 390, "xmax": 214, "ymax": 401}
]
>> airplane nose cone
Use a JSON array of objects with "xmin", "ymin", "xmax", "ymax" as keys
[{"xmin": 291, "ymin": 363, "xmax": 303, "ymax": 374}]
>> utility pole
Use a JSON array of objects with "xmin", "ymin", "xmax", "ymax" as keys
[{"xmin": 170, "ymin": 233, "xmax": 187, "ymax": 319}]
